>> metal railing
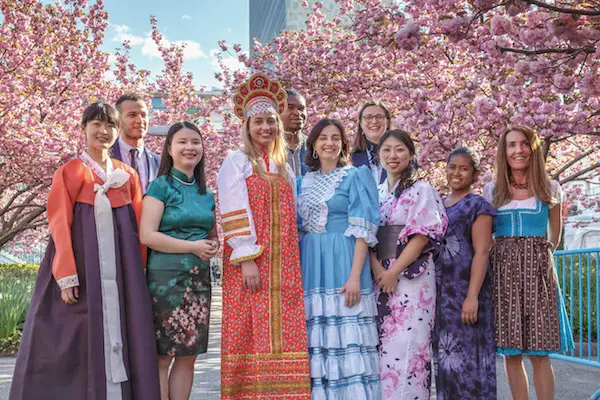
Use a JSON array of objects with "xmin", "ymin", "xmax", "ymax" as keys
[{"xmin": 551, "ymin": 248, "xmax": 600, "ymax": 369}]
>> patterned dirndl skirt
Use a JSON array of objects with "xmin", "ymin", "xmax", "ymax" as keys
[{"xmin": 491, "ymin": 236, "xmax": 574, "ymax": 355}]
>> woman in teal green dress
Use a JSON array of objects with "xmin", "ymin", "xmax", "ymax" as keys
[{"xmin": 140, "ymin": 121, "xmax": 219, "ymax": 400}]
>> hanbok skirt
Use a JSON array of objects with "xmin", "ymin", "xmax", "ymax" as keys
[{"xmin": 10, "ymin": 203, "xmax": 160, "ymax": 400}]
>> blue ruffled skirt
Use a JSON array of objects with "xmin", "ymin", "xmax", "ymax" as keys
[{"xmin": 300, "ymin": 231, "xmax": 380, "ymax": 399}]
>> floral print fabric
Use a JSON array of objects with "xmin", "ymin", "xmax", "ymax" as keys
[{"xmin": 374, "ymin": 180, "xmax": 447, "ymax": 399}]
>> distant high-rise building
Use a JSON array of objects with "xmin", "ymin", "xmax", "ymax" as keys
[{"xmin": 249, "ymin": 0, "xmax": 392, "ymax": 52}]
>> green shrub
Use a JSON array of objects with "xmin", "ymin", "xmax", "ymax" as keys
[
  {"xmin": 555, "ymin": 254, "xmax": 598, "ymax": 343},
  {"xmin": 0, "ymin": 264, "xmax": 38, "ymax": 343}
]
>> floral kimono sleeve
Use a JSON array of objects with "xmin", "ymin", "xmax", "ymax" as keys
[{"xmin": 397, "ymin": 181, "xmax": 448, "ymax": 279}]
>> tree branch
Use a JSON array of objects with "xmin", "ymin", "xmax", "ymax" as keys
[
  {"xmin": 551, "ymin": 148, "xmax": 594, "ymax": 179},
  {"xmin": 560, "ymin": 163, "xmax": 600, "ymax": 184},
  {"xmin": 523, "ymin": 0, "xmax": 600, "ymax": 16},
  {"xmin": 497, "ymin": 45, "xmax": 594, "ymax": 55}
]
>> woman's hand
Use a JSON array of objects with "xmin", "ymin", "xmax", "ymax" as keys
[
  {"xmin": 461, "ymin": 295, "xmax": 479, "ymax": 324},
  {"xmin": 192, "ymin": 240, "xmax": 217, "ymax": 261},
  {"xmin": 377, "ymin": 269, "xmax": 398, "ymax": 294},
  {"xmin": 199, "ymin": 239, "xmax": 219, "ymax": 260},
  {"xmin": 241, "ymin": 260, "xmax": 261, "ymax": 292},
  {"xmin": 339, "ymin": 277, "xmax": 361, "ymax": 307},
  {"xmin": 61, "ymin": 286, "xmax": 79, "ymax": 304},
  {"xmin": 371, "ymin": 259, "xmax": 386, "ymax": 283}
]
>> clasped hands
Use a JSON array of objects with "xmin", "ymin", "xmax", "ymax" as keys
[{"xmin": 192, "ymin": 238, "xmax": 219, "ymax": 261}]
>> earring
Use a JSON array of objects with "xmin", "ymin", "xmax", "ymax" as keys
[{"xmin": 312, "ymin": 150, "xmax": 318, "ymax": 159}]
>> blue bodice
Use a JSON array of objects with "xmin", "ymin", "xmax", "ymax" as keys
[{"xmin": 495, "ymin": 200, "xmax": 548, "ymax": 237}]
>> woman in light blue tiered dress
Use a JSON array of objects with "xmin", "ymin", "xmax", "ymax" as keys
[{"xmin": 297, "ymin": 119, "xmax": 380, "ymax": 399}]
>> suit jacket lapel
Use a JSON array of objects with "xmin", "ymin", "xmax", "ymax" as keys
[
  {"xmin": 111, "ymin": 139, "xmax": 123, "ymax": 162},
  {"xmin": 145, "ymin": 150, "xmax": 157, "ymax": 182}
]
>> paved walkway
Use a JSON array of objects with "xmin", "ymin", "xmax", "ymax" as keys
[{"xmin": 1, "ymin": 286, "xmax": 599, "ymax": 399}]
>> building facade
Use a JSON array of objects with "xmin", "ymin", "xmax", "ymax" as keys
[{"xmin": 249, "ymin": 0, "xmax": 392, "ymax": 51}]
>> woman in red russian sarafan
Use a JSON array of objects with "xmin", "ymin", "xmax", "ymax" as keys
[{"xmin": 217, "ymin": 74, "xmax": 311, "ymax": 399}]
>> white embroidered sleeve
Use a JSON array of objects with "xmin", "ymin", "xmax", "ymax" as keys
[{"xmin": 217, "ymin": 151, "xmax": 263, "ymax": 264}]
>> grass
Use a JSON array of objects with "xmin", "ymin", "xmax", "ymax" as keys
[{"xmin": 0, "ymin": 264, "xmax": 37, "ymax": 354}]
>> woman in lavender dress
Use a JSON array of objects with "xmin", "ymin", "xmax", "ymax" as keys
[{"xmin": 432, "ymin": 147, "xmax": 496, "ymax": 399}]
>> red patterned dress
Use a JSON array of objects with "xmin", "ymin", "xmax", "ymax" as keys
[{"xmin": 217, "ymin": 150, "xmax": 310, "ymax": 399}]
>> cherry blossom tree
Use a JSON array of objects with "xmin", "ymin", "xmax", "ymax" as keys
[
  {"xmin": 215, "ymin": 0, "xmax": 599, "ymax": 196},
  {"xmin": 0, "ymin": 1, "xmax": 231, "ymax": 251}
]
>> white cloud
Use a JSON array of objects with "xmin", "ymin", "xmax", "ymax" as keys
[
  {"xmin": 112, "ymin": 25, "xmax": 205, "ymax": 61},
  {"xmin": 211, "ymin": 49, "xmax": 248, "ymax": 72},
  {"xmin": 112, "ymin": 24, "xmax": 145, "ymax": 46},
  {"xmin": 181, "ymin": 15, "xmax": 192, "ymax": 20},
  {"xmin": 227, "ymin": 28, "xmax": 232, "ymax": 32}
]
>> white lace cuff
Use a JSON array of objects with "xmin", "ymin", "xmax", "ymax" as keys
[
  {"xmin": 56, "ymin": 274, "xmax": 79, "ymax": 290},
  {"xmin": 345, "ymin": 217, "xmax": 379, "ymax": 247}
]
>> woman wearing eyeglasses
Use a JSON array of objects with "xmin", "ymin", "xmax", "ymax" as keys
[{"xmin": 351, "ymin": 101, "xmax": 392, "ymax": 185}]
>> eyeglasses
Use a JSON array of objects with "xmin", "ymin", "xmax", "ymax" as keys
[{"xmin": 362, "ymin": 114, "xmax": 386, "ymax": 122}]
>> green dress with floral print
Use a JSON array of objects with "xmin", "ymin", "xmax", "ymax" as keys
[{"xmin": 146, "ymin": 168, "xmax": 215, "ymax": 356}]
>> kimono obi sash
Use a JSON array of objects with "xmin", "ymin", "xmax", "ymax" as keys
[{"xmin": 375, "ymin": 224, "xmax": 404, "ymax": 260}]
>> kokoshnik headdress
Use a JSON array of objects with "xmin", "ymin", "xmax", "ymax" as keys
[{"xmin": 233, "ymin": 73, "xmax": 287, "ymax": 120}]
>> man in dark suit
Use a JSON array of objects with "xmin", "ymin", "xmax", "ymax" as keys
[{"xmin": 113, "ymin": 94, "xmax": 161, "ymax": 193}]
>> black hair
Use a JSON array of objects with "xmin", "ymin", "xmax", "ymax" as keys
[
  {"xmin": 285, "ymin": 88, "xmax": 305, "ymax": 101},
  {"xmin": 447, "ymin": 146, "xmax": 481, "ymax": 183},
  {"xmin": 378, "ymin": 129, "xmax": 418, "ymax": 198},
  {"xmin": 156, "ymin": 121, "xmax": 207, "ymax": 194},
  {"xmin": 304, "ymin": 118, "xmax": 351, "ymax": 171},
  {"xmin": 115, "ymin": 93, "xmax": 145, "ymax": 112},
  {"xmin": 81, "ymin": 101, "xmax": 120, "ymax": 128},
  {"xmin": 447, "ymin": 146, "xmax": 481, "ymax": 172}
]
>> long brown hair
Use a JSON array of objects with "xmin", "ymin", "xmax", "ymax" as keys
[
  {"xmin": 352, "ymin": 101, "xmax": 392, "ymax": 152},
  {"xmin": 241, "ymin": 113, "xmax": 289, "ymax": 182},
  {"xmin": 304, "ymin": 118, "xmax": 351, "ymax": 171},
  {"xmin": 493, "ymin": 125, "xmax": 554, "ymax": 208}
]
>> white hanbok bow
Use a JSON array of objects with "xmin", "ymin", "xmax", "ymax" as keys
[{"xmin": 81, "ymin": 152, "xmax": 131, "ymax": 390}]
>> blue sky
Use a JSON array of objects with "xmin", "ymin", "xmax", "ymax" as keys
[{"xmin": 103, "ymin": 0, "xmax": 249, "ymax": 89}]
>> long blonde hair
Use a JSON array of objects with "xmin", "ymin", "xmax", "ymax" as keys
[
  {"xmin": 493, "ymin": 125, "xmax": 554, "ymax": 208},
  {"xmin": 242, "ymin": 113, "xmax": 289, "ymax": 182}
]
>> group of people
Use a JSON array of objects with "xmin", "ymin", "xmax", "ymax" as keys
[{"xmin": 9, "ymin": 72, "xmax": 574, "ymax": 400}]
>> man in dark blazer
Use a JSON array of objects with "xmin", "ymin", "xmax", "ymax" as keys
[{"xmin": 113, "ymin": 94, "xmax": 160, "ymax": 194}]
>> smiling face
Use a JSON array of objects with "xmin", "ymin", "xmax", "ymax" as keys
[
  {"xmin": 84, "ymin": 119, "xmax": 118, "ymax": 153},
  {"xmin": 168, "ymin": 127, "xmax": 203, "ymax": 171},
  {"xmin": 505, "ymin": 129, "xmax": 532, "ymax": 173},
  {"xmin": 281, "ymin": 94, "xmax": 307, "ymax": 133},
  {"xmin": 360, "ymin": 105, "xmax": 389, "ymax": 144},
  {"xmin": 315, "ymin": 124, "xmax": 343, "ymax": 164},
  {"xmin": 446, "ymin": 154, "xmax": 478, "ymax": 192},
  {"xmin": 248, "ymin": 112, "xmax": 278, "ymax": 149},
  {"xmin": 119, "ymin": 99, "xmax": 149, "ymax": 141},
  {"xmin": 379, "ymin": 135, "xmax": 413, "ymax": 178}
]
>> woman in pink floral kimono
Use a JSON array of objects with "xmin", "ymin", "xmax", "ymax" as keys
[{"xmin": 369, "ymin": 130, "xmax": 448, "ymax": 399}]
